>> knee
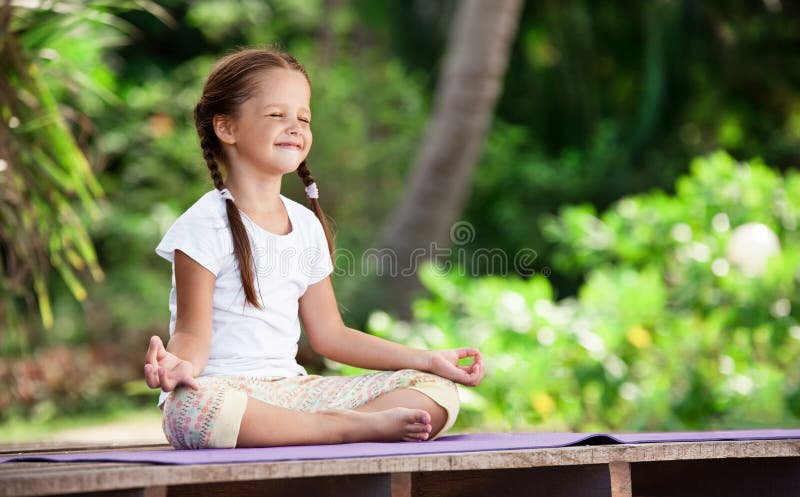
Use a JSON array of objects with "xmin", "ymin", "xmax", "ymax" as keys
[
  {"xmin": 162, "ymin": 381, "xmax": 245, "ymax": 450},
  {"xmin": 162, "ymin": 385, "xmax": 209, "ymax": 449},
  {"xmin": 401, "ymin": 371, "xmax": 461, "ymax": 436}
]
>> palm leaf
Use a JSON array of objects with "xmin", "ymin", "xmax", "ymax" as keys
[{"xmin": 0, "ymin": 1, "xmax": 171, "ymax": 352}]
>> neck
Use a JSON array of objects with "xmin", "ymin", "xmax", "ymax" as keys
[{"xmin": 225, "ymin": 169, "xmax": 284, "ymax": 214}]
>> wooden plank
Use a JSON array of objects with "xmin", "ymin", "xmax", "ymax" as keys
[
  {"xmin": 2, "ymin": 440, "xmax": 800, "ymax": 497},
  {"xmin": 44, "ymin": 489, "xmax": 165, "ymax": 497},
  {"xmin": 409, "ymin": 465, "xmax": 612, "ymax": 497},
  {"xmin": 608, "ymin": 461, "xmax": 631, "ymax": 497},
  {"xmin": 0, "ymin": 444, "xmax": 171, "ymax": 456},
  {"xmin": 165, "ymin": 474, "xmax": 392, "ymax": 497},
  {"xmin": 631, "ymin": 457, "xmax": 800, "ymax": 497},
  {"xmin": 391, "ymin": 472, "xmax": 411, "ymax": 497},
  {"xmin": 0, "ymin": 462, "xmax": 145, "ymax": 476},
  {"xmin": 44, "ymin": 486, "xmax": 165, "ymax": 497},
  {"xmin": 59, "ymin": 490, "xmax": 148, "ymax": 497}
]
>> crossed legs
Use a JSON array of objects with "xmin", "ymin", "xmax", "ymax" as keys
[
  {"xmin": 161, "ymin": 371, "xmax": 457, "ymax": 449},
  {"xmin": 235, "ymin": 387, "xmax": 448, "ymax": 448}
]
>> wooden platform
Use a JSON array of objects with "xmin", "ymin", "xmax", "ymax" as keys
[{"xmin": 2, "ymin": 438, "xmax": 800, "ymax": 496}]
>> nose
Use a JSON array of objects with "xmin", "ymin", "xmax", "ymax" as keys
[{"xmin": 286, "ymin": 121, "xmax": 302, "ymax": 135}]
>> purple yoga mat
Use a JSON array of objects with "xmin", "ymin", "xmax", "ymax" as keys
[{"xmin": 2, "ymin": 429, "xmax": 799, "ymax": 466}]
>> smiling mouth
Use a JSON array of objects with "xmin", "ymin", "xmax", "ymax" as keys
[{"xmin": 275, "ymin": 143, "xmax": 302, "ymax": 150}]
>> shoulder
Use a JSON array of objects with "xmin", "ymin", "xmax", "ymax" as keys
[
  {"xmin": 176, "ymin": 190, "xmax": 229, "ymax": 229},
  {"xmin": 282, "ymin": 194, "xmax": 321, "ymax": 229},
  {"xmin": 155, "ymin": 189, "xmax": 231, "ymax": 270}
]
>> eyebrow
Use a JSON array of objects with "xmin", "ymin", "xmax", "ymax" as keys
[{"xmin": 262, "ymin": 103, "xmax": 311, "ymax": 114}]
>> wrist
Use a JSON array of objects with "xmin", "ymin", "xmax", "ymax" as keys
[
  {"xmin": 190, "ymin": 362, "xmax": 202, "ymax": 377},
  {"xmin": 416, "ymin": 349, "xmax": 434, "ymax": 372}
]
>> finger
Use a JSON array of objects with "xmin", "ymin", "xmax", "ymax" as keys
[
  {"xmin": 154, "ymin": 336, "xmax": 169, "ymax": 361},
  {"xmin": 456, "ymin": 360, "xmax": 480, "ymax": 375},
  {"xmin": 453, "ymin": 366, "xmax": 474, "ymax": 385},
  {"xmin": 476, "ymin": 363, "xmax": 486, "ymax": 383},
  {"xmin": 147, "ymin": 337, "xmax": 165, "ymax": 386},
  {"xmin": 456, "ymin": 347, "xmax": 479, "ymax": 359},
  {"xmin": 466, "ymin": 353, "xmax": 483, "ymax": 376},
  {"xmin": 471, "ymin": 356, "xmax": 483, "ymax": 372},
  {"xmin": 158, "ymin": 366, "xmax": 174, "ymax": 392},
  {"xmin": 185, "ymin": 375, "xmax": 201, "ymax": 391},
  {"xmin": 468, "ymin": 363, "xmax": 483, "ymax": 386},
  {"xmin": 463, "ymin": 362, "xmax": 481, "ymax": 385},
  {"xmin": 146, "ymin": 336, "xmax": 161, "ymax": 370},
  {"xmin": 144, "ymin": 364, "xmax": 159, "ymax": 389},
  {"xmin": 145, "ymin": 336, "xmax": 157, "ymax": 364},
  {"xmin": 439, "ymin": 359, "xmax": 475, "ymax": 385}
]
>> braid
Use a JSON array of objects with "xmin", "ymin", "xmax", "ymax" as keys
[
  {"xmin": 297, "ymin": 161, "xmax": 335, "ymax": 256},
  {"xmin": 200, "ymin": 136, "xmax": 224, "ymax": 190},
  {"xmin": 196, "ymin": 116, "xmax": 262, "ymax": 310},
  {"xmin": 297, "ymin": 160, "xmax": 314, "ymax": 186}
]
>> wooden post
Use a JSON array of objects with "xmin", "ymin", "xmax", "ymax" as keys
[
  {"xmin": 391, "ymin": 472, "xmax": 411, "ymax": 497},
  {"xmin": 608, "ymin": 462, "xmax": 632, "ymax": 497}
]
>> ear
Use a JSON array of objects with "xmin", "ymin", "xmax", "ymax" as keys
[{"xmin": 213, "ymin": 115, "xmax": 236, "ymax": 145}]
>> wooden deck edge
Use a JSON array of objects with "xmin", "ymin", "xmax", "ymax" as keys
[
  {"xmin": 1, "ymin": 439, "xmax": 800, "ymax": 497},
  {"xmin": 0, "ymin": 443, "xmax": 172, "ymax": 456}
]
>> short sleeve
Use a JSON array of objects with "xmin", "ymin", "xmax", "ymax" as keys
[
  {"xmin": 304, "ymin": 215, "xmax": 334, "ymax": 286},
  {"xmin": 155, "ymin": 211, "xmax": 229, "ymax": 277}
]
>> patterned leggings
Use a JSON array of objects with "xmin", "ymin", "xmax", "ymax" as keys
[{"xmin": 161, "ymin": 369, "xmax": 460, "ymax": 449}]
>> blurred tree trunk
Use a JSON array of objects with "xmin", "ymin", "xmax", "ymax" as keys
[
  {"xmin": 377, "ymin": 0, "xmax": 524, "ymax": 319},
  {"xmin": 628, "ymin": 0, "xmax": 681, "ymax": 162}
]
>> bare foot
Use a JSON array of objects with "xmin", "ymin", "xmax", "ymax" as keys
[{"xmin": 322, "ymin": 407, "xmax": 433, "ymax": 443}]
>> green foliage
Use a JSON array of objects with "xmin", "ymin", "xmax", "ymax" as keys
[
  {"xmin": 462, "ymin": 0, "xmax": 800, "ymax": 300},
  {"xmin": 0, "ymin": 1, "xmax": 171, "ymax": 353},
  {"xmin": 1, "ymin": 3, "xmax": 112, "ymax": 349},
  {"xmin": 3, "ymin": 0, "xmax": 799, "ymax": 432},
  {"xmin": 344, "ymin": 153, "xmax": 800, "ymax": 432}
]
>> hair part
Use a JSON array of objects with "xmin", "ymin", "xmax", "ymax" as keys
[{"xmin": 194, "ymin": 48, "xmax": 335, "ymax": 309}]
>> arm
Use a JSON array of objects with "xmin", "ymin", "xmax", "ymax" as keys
[
  {"xmin": 167, "ymin": 249, "xmax": 214, "ymax": 374},
  {"xmin": 299, "ymin": 277, "xmax": 430, "ymax": 371},
  {"xmin": 144, "ymin": 249, "xmax": 213, "ymax": 391},
  {"xmin": 299, "ymin": 277, "xmax": 484, "ymax": 386}
]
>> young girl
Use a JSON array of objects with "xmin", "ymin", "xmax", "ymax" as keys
[{"xmin": 144, "ymin": 48, "xmax": 484, "ymax": 450}]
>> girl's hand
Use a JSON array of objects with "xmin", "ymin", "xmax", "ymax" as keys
[
  {"xmin": 425, "ymin": 348, "xmax": 484, "ymax": 387},
  {"xmin": 144, "ymin": 335, "xmax": 200, "ymax": 392}
]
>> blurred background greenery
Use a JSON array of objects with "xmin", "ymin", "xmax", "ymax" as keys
[{"xmin": 1, "ymin": 0, "xmax": 799, "ymax": 440}]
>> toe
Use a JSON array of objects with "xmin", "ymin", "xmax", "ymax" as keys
[
  {"xmin": 407, "ymin": 423, "xmax": 431, "ymax": 433},
  {"xmin": 414, "ymin": 410, "xmax": 431, "ymax": 425},
  {"xmin": 406, "ymin": 431, "xmax": 429, "ymax": 442}
]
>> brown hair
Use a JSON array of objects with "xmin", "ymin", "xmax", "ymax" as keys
[{"xmin": 194, "ymin": 48, "xmax": 334, "ymax": 309}]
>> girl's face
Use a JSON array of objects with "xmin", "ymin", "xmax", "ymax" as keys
[{"xmin": 223, "ymin": 68, "xmax": 312, "ymax": 176}]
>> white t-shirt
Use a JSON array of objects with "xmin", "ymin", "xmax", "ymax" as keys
[{"xmin": 154, "ymin": 190, "xmax": 334, "ymax": 407}]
